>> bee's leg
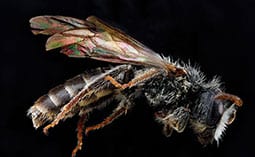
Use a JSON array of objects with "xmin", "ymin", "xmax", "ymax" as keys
[
  {"xmin": 72, "ymin": 114, "xmax": 87, "ymax": 157},
  {"xmin": 104, "ymin": 75, "xmax": 123, "ymax": 88},
  {"xmin": 43, "ymin": 88, "xmax": 88, "ymax": 135},
  {"xmin": 85, "ymin": 95, "xmax": 131, "ymax": 135},
  {"xmin": 85, "ymin": 104, "xmax": 127, "ymax": 135},
  {"xmin": 105, "ymin": 68, "xmax": 159, "ymax": 89},
  {"xmin": 155, "ymin": 106, "xmax": 190, "ymax": 135}
]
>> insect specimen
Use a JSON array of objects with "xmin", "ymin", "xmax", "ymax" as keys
[{"xmin": 28, "ymin": 15, "xmax": 243, "ymax": 157}]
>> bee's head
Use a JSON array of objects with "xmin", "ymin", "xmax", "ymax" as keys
[{"xmin": 190, "ymin": 90, "xmax": 242, "ymax": 145}]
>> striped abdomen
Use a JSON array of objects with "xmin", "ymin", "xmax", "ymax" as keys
[
  {"xmin": 28, "ymin": 73, "xmax": 90, "ymax": 128},
  {"xmin": 28, "ymin": 65, "xmax": 132, "ymax": 128}
]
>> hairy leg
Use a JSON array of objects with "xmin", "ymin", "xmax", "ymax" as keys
[
  {"xmin": 85, "ymin": 94, "xmax": 131, "ymax": 135},
  {"xmin": 85, "ymin": 105, "xmax": 127, "ymax": 135},
  {"xmin": 72, "ymin": 114, "xmax": 87, "ymax": 157},
  {"xmin": 105, "ymin": 68, "xmax": 159, "ymax": 90},
  {"xmin": 43, "ymin": 88, "xmax": 88, "ymax": 135}
]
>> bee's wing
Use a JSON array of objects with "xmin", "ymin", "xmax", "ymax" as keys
[
  {"xmin": 30, "ymin": 16, "xmax": 95, "ymax": 35},
  {"xmin": 84, "ymin": 16, "xmax": 168, "ymax": 69},
  {"xmin": 30, "ymin": 16, "xmax": 182, "ymax": 73}
]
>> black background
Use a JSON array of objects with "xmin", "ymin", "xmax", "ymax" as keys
[{"xmin": 1, "ymin": 0, "xmax": 255, "ymax": 157}]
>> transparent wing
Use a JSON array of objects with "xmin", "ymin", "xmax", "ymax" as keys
[{"xmin": 30, "ymin": 15, "xmax": 184, "ymax": 74}]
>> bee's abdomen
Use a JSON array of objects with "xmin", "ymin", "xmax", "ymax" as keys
[
  {"xmin": 28, "ymin": 73, "xmax": 89, "ymax": 128},
  {"xmin": 28, "ymin": 65, "xmax": 132, "ymax": 129}
]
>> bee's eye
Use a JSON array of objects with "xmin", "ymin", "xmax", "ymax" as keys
[{"xmin": 208, "ymin": 101, "xmax": 222, "ymax": 125}]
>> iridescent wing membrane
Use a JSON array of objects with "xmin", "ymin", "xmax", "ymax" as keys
[{"xmin": 30, "ymin": 16, "xmax": 185, "ymax": 75}]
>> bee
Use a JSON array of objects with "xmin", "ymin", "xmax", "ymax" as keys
[{"xmin": 28, "ymin": 15, "xmax": 243, "ymax": 157}]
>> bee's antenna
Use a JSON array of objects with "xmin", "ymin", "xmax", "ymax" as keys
[{"xmin": 215, "ymin": 93, "xmax": 243, "ymax": 107}]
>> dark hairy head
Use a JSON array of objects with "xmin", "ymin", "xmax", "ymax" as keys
[
  {"xmin": 153, "ymin": 63, "xmax": 242, "ymax": 145},
  {"xmin": 181, "ymin": 63, "xmax": 242, "ymax": 145},
  {"xmin": 189, "ymin": 88, "xmax": 242, "ymax": 145}
]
